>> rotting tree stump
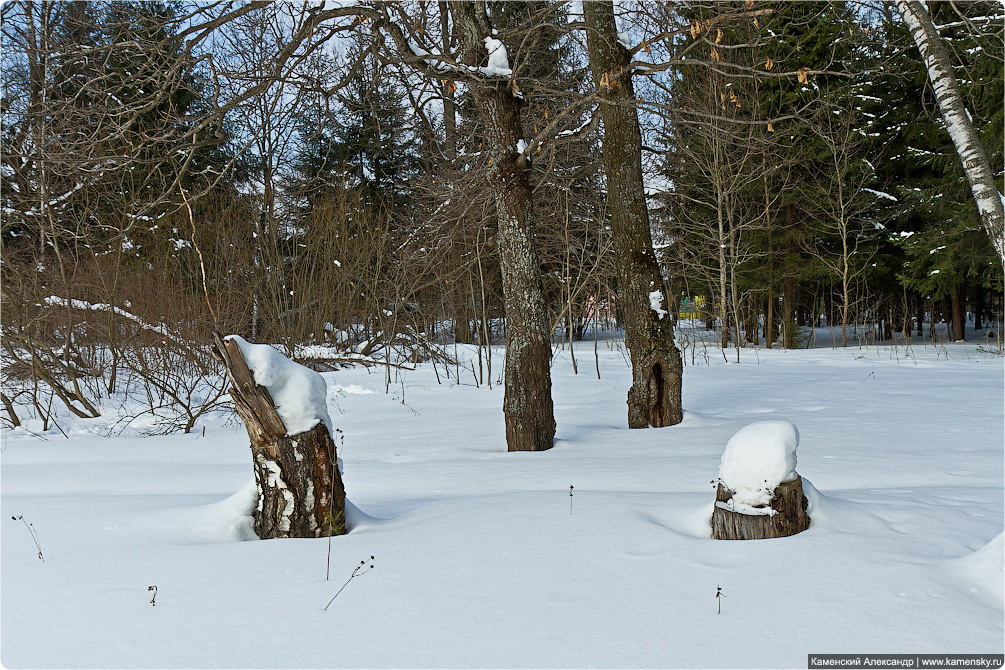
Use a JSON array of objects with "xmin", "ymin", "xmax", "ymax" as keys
[
  {"xmin": 711, "ymin": 476, "xmax": 810, "ymax": 540},
  {"xmin": 212, "ymin": 332, "xmax": 347, "ymax": 540}
]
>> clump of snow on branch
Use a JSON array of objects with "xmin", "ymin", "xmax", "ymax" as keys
[
  {"xmin": 861, "ymin": 187, "xmax": 898, "ymax": 202},
  {"xmin": 648, "ymin": 290, "xmax": 668, "ymax": 320},
  {"xmin": 482, "ymin": 36, "xmax": 512, "ymax": 77},
  {"xmin": 226, "ymin": 335, "xmax": 333, "ymax": 437},
  {"xmin": 718, "ymin": 420, "xmax": 800, "ymax": 509},
  {"xmin": 405, "ymin": 34, "xmax": 511, "ymax": 79}
]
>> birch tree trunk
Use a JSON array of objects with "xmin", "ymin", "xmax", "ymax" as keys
[
  {"xmin": 895, "ymin": 0, "xmax": 1005, "ymax": 268},
  {"xmin": 584, "ymin": 0, "xmax": 683, "ymax": 429},
  {"xmin": 450, "ymin": 1, "xmax": 556, "ymax": 451}
]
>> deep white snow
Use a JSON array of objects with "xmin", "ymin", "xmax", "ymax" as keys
[{"xmin": 2, "ymin": 328, "xmax": 1002, "ymax": 668}]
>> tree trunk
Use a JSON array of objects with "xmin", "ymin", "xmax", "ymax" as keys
[
  {"xmin": 439, "ymin": 0, "xmax": 456, "ymax": 162},
  {"xmin": 212, "ymin": 333, "xmax": 347, "ymax": 539},
  {"xmin": 747, "ymin": 302, "xmax": 759, "ymax": 346},
  {"xmin": 974, "ymin": 285, "xmax": 984, "ymax": 331},
  {"xmin": 717, "ymin": 195, "xmax": 731, "ymax": 351},
  {"xmin": 712, "ymin": 476, "xmax": 810, "ymax": 540},
  {"xmin": 783, "ymin": 275, "xmax": 797, "ymax": 348},
  {"xmin": 765, "ymin": 191, "xmax": 775, "ymax": 348},
  {"xmin": 951, "ymin": 282, "xmax": 966, "ymax": 341},
  {"xmin": 454, "ymin": 310, "xmax": 473, "ymax": 344},
  {"xmin": 584, "ymin": 0, "xmax": 683, "ymax": 429},
  {"xmin": 896, "ymin": 0, "xmax": 1005, "ymax": 270},
  {"xmin": 451, "ymin": 1, "xmax": 555, "ymax": 451}
]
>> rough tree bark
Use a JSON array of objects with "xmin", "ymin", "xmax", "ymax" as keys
[
  {"xmin": 212, "ymin": 332, "xmax": 347, "ymax": 539},
  {"xmin": 895, "ymin": 0, "xmax": 1005, "ymax": 270},
  {"xmin": 583, "ymin": 0, "xmax": 683, "ymax": 429},
  {"xmin": 449, "ymin": 1, "xmax": 556, "ymax": 451},
  {"xmin": 951, "ymin": 282, "xmax": 966, "ymax": 341},
  {"xmin": 712, "ymin": 476, "xmax": 810, "ymax": 540}
]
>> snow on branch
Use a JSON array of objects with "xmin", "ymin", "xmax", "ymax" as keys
[
  {"xmin": 861, "ymin": 188, "xmax": 898, "ymax": 202},
  {"xmin": 43, "ymin": 296, "xmax": 182, "ymax": 344},
  {"xmin": 556, "ymin": 114, "xmax": 599, "ymax": 139},
  {"xmin": 481, "ymin": 36, "xmax": 512, "ymax": 77}
]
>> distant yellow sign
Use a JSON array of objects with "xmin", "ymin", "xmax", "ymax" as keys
[{"xmin": 678, "ymin": 296, "xmax": 705, "ymax": 320}]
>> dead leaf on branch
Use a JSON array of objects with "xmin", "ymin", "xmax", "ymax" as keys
[
  {"xmin": 690, "ymin": 21, "xmax": 701, "ymax": 39},
  {"xmin": 765, "ymin": 57, "xmax": 774, "ymax": 70},
  {"xmin": 715, "ymin": 29, "xmax": 723, "ymax": 44},
  {"xmin": 710, "ymin": 47, "xmax": 721, "ymax": 62},
  {"xmin": 797, "ymin": 67, "xmax": 810, "ymax": 84}
]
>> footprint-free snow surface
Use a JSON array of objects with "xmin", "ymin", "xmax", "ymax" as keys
[{"xmin": 2, "ymin": 338, "xmax": 1002, "ymax": 668}]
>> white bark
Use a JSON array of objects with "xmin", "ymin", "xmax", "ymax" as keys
[{"xmin": 896, "ymin": 0, "xmax": 1005, "ymax": 267}]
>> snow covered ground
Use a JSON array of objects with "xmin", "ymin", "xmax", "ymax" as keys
[{"xmin": 2, "ymin": 331, "xmax": 1003, "ymax": 668}]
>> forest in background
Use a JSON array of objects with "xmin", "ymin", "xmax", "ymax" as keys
[{"xmin": 2, "ymin": 0, "xmax": 1002, "ymax": 441}]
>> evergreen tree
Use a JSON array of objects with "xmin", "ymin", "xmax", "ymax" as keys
[
  {"xmin": 293, "ymin": 50, "xmax": 419, "ymax": 212},
  {"xmin": 874, "ymin": 1, "xmax": 1004, "ymax": 338}
]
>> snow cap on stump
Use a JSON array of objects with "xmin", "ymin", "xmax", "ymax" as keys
[
  {"xmin": 718, "ymin": 420, "xmax": 799, "ymax": 508},
  {"xmin": 225, "ymin": 335, "xmax": 332, "ymax": 436}
]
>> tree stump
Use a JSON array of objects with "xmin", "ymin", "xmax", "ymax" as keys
[
  {"xmin": 212, "ymin": 332, "xmax": 347, "ymax": 539},
  {"xmin": 711, "ymin": 476, "xmax": 810, "ymax": 540}
]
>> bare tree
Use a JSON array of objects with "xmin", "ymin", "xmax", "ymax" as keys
[
  {"xmin": 805, "ymin": 105, "xmax": 881, "ymax": 347},
  {"xmin": 0, "ymin": 1, "xmax": 372, "ymax": 428},
  {"xmin": 583, "ymin": 0, "xmax": 682, "ymax": 428},
  {"xmin": 378, "ymin": 2, "xmax": 556, "ymax": 451}
]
